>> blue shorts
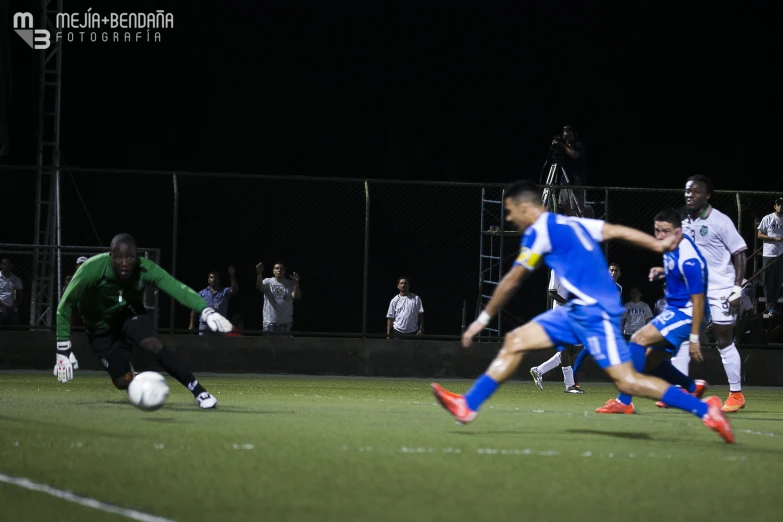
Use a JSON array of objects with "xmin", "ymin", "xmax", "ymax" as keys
[
  {"xmin": 649, "ymin": 307, "xmax": 694, "ymax": 354},
  {"xmin": 533, "ymin": 304, "xmax": 629, "ymax": 369}
]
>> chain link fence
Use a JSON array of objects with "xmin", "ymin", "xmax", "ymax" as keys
[{"xmin": 3, "ymin": 165, "xmax": 780, "ymax": 338}]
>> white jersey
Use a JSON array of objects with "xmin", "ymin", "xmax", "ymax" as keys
[
  {"xmin": 682, "ymin": 206, "xmax": 746, "ymax": 291},
  {"xmin": 758, "ymin": 213, "xmax": 783, "ymax": 258},
  {"xmin": 548, "ymin": 270, "xmax": 569, "ymax": 309}
]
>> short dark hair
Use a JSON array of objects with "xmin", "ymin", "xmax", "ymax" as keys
[
  {"xmin": 686, "ymin": 175, "xmax": 714, "ymax": 196},
  {"xmin": 397, "ymin": 276, "xmax": 410, "ymax": 284},
  {"xmin": 273, "ymin": 262, "xmax": 286, "ymax": 268},
  {"xmin": 563, "ymin": 125, "xmax": 578, "ymax": 139},
  {"xmin": 654, "ymin": 208, "xmax": 682, "ymax": 228},
  {"xmin": 504, "ymin": 180, "xmax": 542, "ymax": 204},
  {"xmin": 609, "ymin": 262, "xmax": 621, "ymax": 270},
  {"xmin": 110, "ymin": 233, "xmax": 136, "ymax": 251},
  {"xmin": 208, "ymin": 270, "xmax": 221, "ymax": 278},
  {"xmin": 775, "ymin": 197, "xmax": 783, "ymax": 206}
]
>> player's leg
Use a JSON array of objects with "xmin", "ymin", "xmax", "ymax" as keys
[
  {"xmin": 432, "ymin": 308, "xmax": 571, "ymax": 423},
  {"xmin": 88, "ymin": 329, "xmax": 134, "ymax": 390},
  {"xmin": 571, "ymin": 346, "xmax": 591, "ymax": 383},
  {"xmin": 561, "ymin": 345, "xmax": 582, "ymax": 393},
  {"xmin": 123, "ymin": 314, "xmax": 217, "ymax": 408},
  {"xmin": 530, "ymin": 350, "xmax": 561, "ymax": 390},
  {"xmin": 709, "ymin": 290, "xmax": 745, "ymax": 411}
]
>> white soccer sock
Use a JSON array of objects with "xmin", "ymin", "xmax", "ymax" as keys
[
  {"xmin": 538, "ymin": 352, "xmax": 562, "ymax": 374},
  {"xmin": 718, "ymin": 343, "xmax": 742, "ymax": 392},
  {"xmin": 671, "ymin": 340, "xmax": 690, "ymax": 376},
  {"xmin": 562, "ymin": 366, "xmax": 575, "ymax": 387}
]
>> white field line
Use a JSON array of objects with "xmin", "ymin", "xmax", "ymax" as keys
[{"xmin": 0, "ymin": 472, "xmax": 175, "ymax": 522}]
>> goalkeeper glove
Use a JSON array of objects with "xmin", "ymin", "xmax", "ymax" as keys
[
  {"xmin": 728, "ymin": 285, "xmax": 743, "ymax": 304},
  {"xmin": 201, "ymin": 307, "xmax": 232, "ymax": 333},
  {"xmin": 54, "ymin": 341, "xmax": 79, "ymax": 383}
]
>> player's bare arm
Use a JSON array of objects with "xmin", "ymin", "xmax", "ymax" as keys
[
  {"xmin": 689, "ymin": 292, "xmax": 706, "ymax": 362},
  {"xmin": 548, "ymin": 289, "xmax": 568, "ymax": 305},
  {"xmin": 255, "ymin": 262, "xmax": 268, "ymax": 291},
  {"xmin": 649, "ymin": 266, "xmax": 665, "ymax": 281},
  {"xmin": 462, "ymin": 265, "xmax": 530, "ymax": 348},
  {"xmin": 728, "ymin": 249, "xmax": 747, "ymax": 307},
  {"xmin": 228, "ymin": 265, "xmax": 239, "ymax": 296},
  {"xmin": 602, "ymin": 223, "xmax": 680, "ymax": 253}
]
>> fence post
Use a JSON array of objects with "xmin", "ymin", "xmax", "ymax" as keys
[
  {"xmin": 362, "ymin": 180, "xmax": 370, "ymax": 337},
  {"xmin": 170, "ymin": 173, "xmax": 179, "ymax": 333},
  {"xmin": 604, "ymin": 188, "xmax": 610, "ymax": 260},
  {"xmin": 736, "ymin": 192, "xmax": 742, "ymax": 237}
]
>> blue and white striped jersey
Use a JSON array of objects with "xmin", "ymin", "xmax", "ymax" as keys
[
  {"xmin": 514, "ymin": 212, "xmax": 624, "ymax": 315},
  {"xmin": 663, "ymin": 235, "xmax": 708, "ymax": 315}
]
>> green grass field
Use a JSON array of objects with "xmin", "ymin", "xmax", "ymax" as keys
[{"xmin": 1, "ymin": 372, "xmax": 782, "ymax": 522}]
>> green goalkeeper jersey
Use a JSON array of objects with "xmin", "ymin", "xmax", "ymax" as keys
[{"xmin": 56, "ymin": 253, "xmax": 207, "ymax": 341}]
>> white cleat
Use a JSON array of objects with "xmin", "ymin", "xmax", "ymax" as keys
[
  {"xmin": 530, "ymin": 367, "xmax": 544, "ymax": 390},
  {"xmin": 196, "ymin": 392, "xmax": 217, "ymax": 409}
]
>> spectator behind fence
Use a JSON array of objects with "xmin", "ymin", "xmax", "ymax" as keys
[
  {"xmin": 757, "ymin": 197, "xmax": 783, "ymax": 316},
  {"xmin": 654, "ymin": 282, "xmax": 667, "ymax": 315},
  {"xmin": 386, "ymin": 276, "xmax": 424, "ymax": 339},
  {"xmin": 227, "ymin": 314, "xmax": 244, "ymax": 337},
  {"xmin": 0, "ymin": 258, "xmax": 23, "ymax": 327},
  {"xmin": 63, "ymin": 256, "xmax": 89, "ymax": 294},
  {"xmin": 255, "ymin": 261, "xmax": 301, "ymax": 334},
  {"xmin": 621, "ymin": 287, "xmax": 653, "ymax": 340},
  {"xmin": 190, "ymin": 266, "xmax": 238, "ymax": 335}
]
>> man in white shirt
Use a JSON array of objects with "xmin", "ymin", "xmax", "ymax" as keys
[
  {"xmin": 255, "ymin": 261, "xmax": 301, "ymax": 334},
  {"xmin": 386, "ymin": 277, "xmax": 424, "ymax": 339},
  {"xmin": 0, "ymin": 258, "xmax": 23, "ymax": 327},
  {"xmin": 529, "ymin": 270, "xmax": 583, "ymax": 393},
  {"xmin": 621, "ymin": 288, "xmax": 653, "ymax": 339},
  {"xmin": 654, "ymin": 282, "xmax": 667, "ymax": 315},
  {"xmin": 680, "ymin": 175, "xmax": 748, "ymax": 412},
  {"xmin": 757, "ymin": 197, "xmax": 783, "ymax": 316}
]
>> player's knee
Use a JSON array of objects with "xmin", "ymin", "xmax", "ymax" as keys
[
  {"xmin": 139, "ymin": 337, "xmax": 163, "ymax": 354},
  {"xmin": 113, "ymin": 372, "xmax": 133, "ymax": 390}
]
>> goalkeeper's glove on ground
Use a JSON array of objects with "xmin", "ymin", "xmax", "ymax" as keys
[{"xmin": 54, "ymin": 341, "xmax": 79, "ymax": 383}]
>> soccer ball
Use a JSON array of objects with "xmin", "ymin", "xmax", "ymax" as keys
[{"xmin": 127, "ymin": 371, "xmax": 170, "ymax": 411}]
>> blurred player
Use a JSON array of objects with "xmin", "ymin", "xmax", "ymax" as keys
[
  {"xmin": 678, "ymin": 175, "xmax": 748, "ymax": 412},
  {"xmin": 596, "ymin": 208, "xmax": 709, "ymax": 413},
  {"xmin": 528, "ymin": 270, "xmax": 583, "ymax": 393},
  {"xmin": 55, "ymin": 234, "xmax": 233, "ymax": 408},
  {"xmin": 571, "ymin": 262, "xmax": 623, "ymax": 386},
  {"xmin": 431, "ymin": 181, "xmax": 733, "ymax": 443}
]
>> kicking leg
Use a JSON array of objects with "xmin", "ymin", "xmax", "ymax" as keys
[
  {"xmin": 604, "ymin": 363, "xmax": 733, "ymax": 443},
  {"xmin": 530, "ymin": 350, "xmax": 561, "ymax": 390}
]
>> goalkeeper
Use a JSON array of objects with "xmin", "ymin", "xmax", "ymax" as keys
[{"xmin": 55, "ymin": 234, "xmax": 232, "ymax": 409}]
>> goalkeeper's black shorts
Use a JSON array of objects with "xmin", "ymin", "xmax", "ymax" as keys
[{"xmin": 87, "ymin": 313, "xmax": 157, "ymax": 380}]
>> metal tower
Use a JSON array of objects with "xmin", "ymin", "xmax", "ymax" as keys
[{"xmin": 30, "ymin": 0, "xmax": 63, "ymax": 326}]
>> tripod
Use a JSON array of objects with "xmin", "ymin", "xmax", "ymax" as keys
[{"xmin": 540, "ymin": 160, "xmax": 583, "ymax": 217}]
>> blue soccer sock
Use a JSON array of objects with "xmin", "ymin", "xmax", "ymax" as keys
[
  {"xmin": 572, "ymin": 348, "xmax": 591, "ymax": 376},
  {"xmin": 661, "ymin": 385, "xmax": 708, "ymax": 417},
  {"xmin": 651, "ymin": 359, "xmax": 696, "ymax": 393},
  {"xmin": 616, "ymin": 342, "xmax": 647, "ymax": 405},
  {"xmin": 464, "ymin": 374, "xmax": 500, "ymax": 411}
]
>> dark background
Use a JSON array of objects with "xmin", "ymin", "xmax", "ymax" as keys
[{"xmin": 1, "ymin": 1, "xmax": 779, "ymax": 333}]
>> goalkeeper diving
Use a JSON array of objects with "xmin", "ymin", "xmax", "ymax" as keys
[{"xmin": 55, "ymin": 234, "xmax": 232, "ymax": 408}]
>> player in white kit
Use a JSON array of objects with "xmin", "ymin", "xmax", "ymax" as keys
[{"xmin": 676, "ymin": 175, "xmax": 748, "ymax": 412}]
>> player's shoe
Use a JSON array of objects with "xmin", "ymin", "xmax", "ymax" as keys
[
  {"xmin": 702, "ymin": 396, "xmax": 735, "ymax": 443},
  {"xmin": 196, "ymin": 392, "xmax": 217, "ymax": 409},
  {"xmin": 431, "ymin": 383, "xmax": 477, "ymax": 425},
  {"xmin": 656, "ymin": 380, "xmax": 708, "ymax": 408},
  {"xmin": 530, "ymin": 367, "xmax": 544, "ymax": 390},
  {"xmin": 565, "ymin": 385, "xmax": 584, "ymax": 394},
  {"xmin": 721, "ymin": 391, "xmax": 746, "ymax": 413},
  {"xmin": 595, "ymin": 398, "xmax": 634, "ymax": 414}
]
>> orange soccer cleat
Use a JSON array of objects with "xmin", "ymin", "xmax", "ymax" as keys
[
  {"xmin": 596, "ymin": 398, "xmax": 635, "ymax": 414},
  {"xmin": 702, "ymin": 396, "xmax": 735, "ymax": 443},
  {"xmin": 721, "ymin": 391, "xmax": 746, "ymax": 413},
  {"xmin": 431, "ymin": 383, "xmax": 477, "ymax": 425}
]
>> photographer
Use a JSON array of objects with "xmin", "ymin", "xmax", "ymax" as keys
[{"xmin": 551, "ymin": 126, "xmax": 588, "ymax": 216}]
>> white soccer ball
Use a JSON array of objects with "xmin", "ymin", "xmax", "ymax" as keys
[{"xmin": 127, "ymin": 371, "xmax": 170, "ymax": 411}]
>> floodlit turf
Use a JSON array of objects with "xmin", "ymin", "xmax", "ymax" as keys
[{"xmin": 1, "ymin": 372, "xmax": 782, "ymax": 522}]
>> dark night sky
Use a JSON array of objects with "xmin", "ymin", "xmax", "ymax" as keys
[{"xmin": 2, "ymin": 1, "xmax": 780, "ymax": 334}]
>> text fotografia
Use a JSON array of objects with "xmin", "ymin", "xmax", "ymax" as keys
[{"xmin": 13, "ymin": 9, "xmax": 174, "ymax": 49}]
